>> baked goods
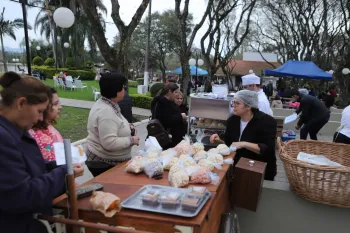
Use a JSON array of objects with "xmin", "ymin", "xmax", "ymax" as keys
[
  {"xmin": 125, "ymin": 155, "xmax": 144, "ymax": 173},
  {"xmin": 175, "ymin": 140, "xmax": 194, "ymax": 155},
  {"xmin": 192, "ymin": 142, "xmax": 204, "ymax": 154},
  {"xmin": 198, "ymin": 159, "xmax": 215, "ymax": 171},
  {"xmin": 90, "ymin": 191, "xmax": 121, "ymax": 217},
  {"xmin": 216, "ymin": 144, "xmax": 230, "ymax": 156},
  {"xmin": 190, "ymin": 167, "xmax": 211, "ymax": 184},
  {"xmin": 144, "ymin": 159, "xmax": 163, "ymax": 179},
  {"xmin": 193, "ymin": 150, "xmax": 207, "ymax": 161},
  {"xmin": 207, "ymin": 153, "xmax": 224, "ymax": 164}
]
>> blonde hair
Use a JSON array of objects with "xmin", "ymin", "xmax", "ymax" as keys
[{"xmin": 175, "ymin": 91, "xmax": 185, "ymax": 104}]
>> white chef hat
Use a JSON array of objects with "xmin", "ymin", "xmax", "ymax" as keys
[
  {"xmin": 241, "ymin": 73, "xmax": 260, "ymax": 86},
  {"xmin": 234, "ymin": 90, "xmax": 259, "ymax": 109}
]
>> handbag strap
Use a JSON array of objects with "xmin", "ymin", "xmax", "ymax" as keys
[{"xmin": 152, "ymin": 102, "xmax": 159, "ymax": 120}]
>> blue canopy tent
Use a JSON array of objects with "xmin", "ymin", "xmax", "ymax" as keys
[
  {"xmin": 264, "ymin": 60, "xmax": 332, "ymax": 80},
  {"xmin": 171, "ymin": 65, "xmax": 208, "ymax": 76}
]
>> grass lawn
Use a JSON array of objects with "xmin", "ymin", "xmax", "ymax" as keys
[
  {"xmin": 55, "ymin": 106, "xmax": 89, "ymax": 142},
  {"xmin": 43, "ymin": 79, "xmax": 137, "ymax": 101}
]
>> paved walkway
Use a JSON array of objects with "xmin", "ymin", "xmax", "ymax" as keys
[{"xmin": 60, "ymin": 98, "xmax": 151, "ymax": 117}]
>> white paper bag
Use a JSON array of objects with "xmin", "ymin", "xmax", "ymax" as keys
[
  {"xmin": 284, "ymin": 113, "xmax": 298, "ymax": 124},
  {"xmin": 54, "ymin": 142, "xmax": 87, "ymax": 165}
]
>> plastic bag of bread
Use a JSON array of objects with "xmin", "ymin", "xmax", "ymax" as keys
[
  {"xmin": 162, "ymin": 156, "xmax": 179, "ymax": 170},
  {"xmin": 169, "ymin": 165, "xmax": 189, "ymax": 188},
  {"xmin": 125, "ymin": 155, "xmax": 145, "ymax": 173},
  {"xmin": 160, "ymin": 148, "xmax": 179, "ymax": 158},
  {"xmin": 90, "ymin": 191, "xmax": 121, "ymax": 217},
  {"xmin": 144, "ymin": 159, "xmax": 163, "ymax": 179},
  {"xmin": 193, "ymin": 150, "xmax": 208, "ymax": 162},
  {"xmin": 179, "ymin": 154, "xmax": 197, "ymax": 167},
  {"xmin": 208, "ymin": 148, "xmax": 219, "ymax": 154},
  {"xmin": 207, "ymin": 153, "xmax": 224, "ymax": 164},
  {"xmin": 189, "ymin": 167, "xmax": 212, "ymax": 184},
  {"xmin": 192, "ymin": 142, "xmax": 204, "ymax": 154},
  {"xmin": 174, "ymin": 136, "xmax": 194, "ymax": 155},
  {"xmin": 216, "ymin": 144, "xmax": 230, "ymax": 156},
  {"xmin": 198, "ymin": 159, "xmax": 215, "ymax": 171}
]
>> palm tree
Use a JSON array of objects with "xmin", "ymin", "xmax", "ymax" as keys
[{"xmin": 0, "ymin": 7, "xmax": 27, "ymax": 72}]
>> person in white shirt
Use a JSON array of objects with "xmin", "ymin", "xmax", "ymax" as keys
[
  {"xmin": 241, "ymin": 73, "xmax": 273, "ymax": 116},
  {"xmin": 333, "ymin": 105, "xmax": 350, "ymax": 144}
]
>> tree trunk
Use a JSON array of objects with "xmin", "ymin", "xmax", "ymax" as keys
[
  {"xmin": 180, "ymin": 56, "xmax": 190, "ymax": 97},
  {"xmin": 335, "ymin": 72, "xmax": 350, "ymax": 107},
  {"xmin": 0, "ymin": 35, "xmax": 8, "ymax": 72}
]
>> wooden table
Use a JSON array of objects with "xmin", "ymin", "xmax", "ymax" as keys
[{"xmin": 53, "ymin": 153, "xmax": 235, "ymax": 233}]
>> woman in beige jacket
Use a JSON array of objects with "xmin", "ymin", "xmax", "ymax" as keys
[
  {"xmin": 271, "ymin": 95, "xmax": 283, "ymax": 108},
  {"xmin": 85, "ymin": 72, "xmax": 140, "ymax": 177}
]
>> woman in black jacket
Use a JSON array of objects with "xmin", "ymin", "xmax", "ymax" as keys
[
  {"xmin": 211, "ymin": 90, "xmax": 277, "ymax": 180},
  {"xmin": 151, "ymin": 83, "xmax": 187, "ymax": 148}
]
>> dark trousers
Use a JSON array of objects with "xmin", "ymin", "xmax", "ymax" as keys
[
  {"xmin": 300, "ymin": 114, "xmax": 330, "ymax": 140},
  {"xmin": 333, "ymin": 132, "xmax": 350, "ymax": 144},
  {"xmin": 86, "ymin": 161, "xmax": 114, "ymax": 177}
]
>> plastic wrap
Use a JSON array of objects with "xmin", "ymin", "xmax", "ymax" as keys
[
  {"xmin": 192, "ymin": 142, "xmax": 204, "ymax": 154},
  {"xmin": 169, "ymin": 165, "xmax": 189, "ymax": 188},
  {"xmin": 217, "ymin": 144, "xmax": 230, "ymax": 156},
  {"xmin": 198, "ymin": 159, "xmax": 215, "ymax": 171},
  {"xmin": 162, "ymin": 157, "xmax": 179, "ymax": 170},
  {"xmin": 179, "ymin": 154, "xmax": 197, "ymax": 167},
  {"xmin": 223, "ymin": 158, "xmax": 234, "ymax": 164},
  {"xmin": 124, "ymin": 155, "xmax": 145, "ymax": 173},
  {"xmin": 193, "ymin": 150, "xmax": 208, "ymax": 162},
  {"xmin": 174, "ymin": 136, "xmax": 195, "ymax": 155},
  {"xmin": 208, "ymin": 173, "xmax": 220, "ymax": 185},
  {"xmin": 189, "ymin": 167, "xmax": 212, "ymax": 184},
  {"xmin": 160, "ymin": 148, "xmax": 179, "ymax": 158},
  {"xmin": 90, "ymin": 191, "xmax": 121, "ymax": 217},
  {"xmin": 208, "ymin": 148, "xmax": 219, "ymax": 154},
  {"xmin": 144, "ymin": 159, "xmax": 163, "ymax": 179},
  {"xmin": 207, "ymin": 153, "xmax": 224, "ymax": 164}
]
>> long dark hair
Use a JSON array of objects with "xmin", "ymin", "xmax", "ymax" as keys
[
  {"xmin": 157, "ymin": 83, "xmax": 179, "ymax": 96},
  {"xmin": 32, "ymin": 87, "xmax": 58, "ymax": 130}
]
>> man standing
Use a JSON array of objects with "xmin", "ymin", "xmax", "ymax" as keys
[
  {"xmin": 291, "ymin": 89, "xmax": 330, "ymax": 140},
  {"xmin": 241, "ymin": 73, "xmax": 273, "ymax": 116},
  {"xmin": 266, "ymin": 80, "xmax": 274, "ymax": 100}
]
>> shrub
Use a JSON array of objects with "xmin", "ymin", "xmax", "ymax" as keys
[
  {"xmin": 32, "ymin": 56, "xmax": 44, "ymax": 66},
  {"xmin": 86, "ymin": 61, "xmax": 93, "ymax": 67},
  {"xmin": 136, "ymin": 78, "xmax": 144, "ymax": 85},
  {"xmin": 44, "ymin": 58, "xmax": 55, "ymax": 67},
  {"xmin": 150, "ymin": 82, "xmax": 165, "ymax": 97},
  {"xmin": 128, "ymin": 80, "xmax": 138, "ymax": 88},
  {"xmin": 130, "ymin": 94, "xmax": 153, "ymax": 109},
  {"xmin": 66, "ymin": 57, "xmax": 74, "ymax": 68},
  {"xmin": 32, "ymin": 66, "xmax": 96, "ymax": 80}
]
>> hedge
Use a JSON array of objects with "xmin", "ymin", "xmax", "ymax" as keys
[
  {"xmin": 136, "ymin": 78, "xmax": 144, "ymax": 84},
  {"xmin": 130, "ymin": 94, "xmax": 153, "ymax": 109},
  {"xmin": 33, "ymin": 56, "xmax": 44, "ymax": 66},
  {"xmin": 128, "ymin": 80, "xmax": 138, "ymax": 88},
  {"xmin": 44, "ymin": 58, "xmax": 55, "ymax": 67},
  {"xmin": 32, "ymin": 66, "xmax": 96, "ymax": 80}
]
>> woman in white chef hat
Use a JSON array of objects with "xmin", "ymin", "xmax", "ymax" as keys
[{"xmin": 241, "ymin": 73, "xmax": 273, "ymax": 116}]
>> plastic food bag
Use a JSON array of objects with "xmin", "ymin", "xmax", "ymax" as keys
[
  {"xmin": 207, "ymin": 153, "xmax": 224, "ymax": 164},
  {"xmin": 190, "ymin": 167, "xmax": 212, "ymax": 184},
  {"xmin": 125, "ymin": 156, "xmax": 145, "ymax": 173},
  {"xmin": 162, "ymin": 156, "xmax": 179, "ymax": 170},
  {"xmin": 160, "ymin": 148, "xmax": 179, "ymax": 158},
  {"xmin": 208, "ymin": 148, "xmax": 219, "ymax": 154},
  {"xmin": 193, "ymin": 150, "xmax": 208, "ymax": 162},
  {"xmin": 223, "ymin": 158, "xmax": 234, "ymax": 164},
  {"xmin": 208, "ymin": 173, "xmax": 220, "ymax": 185},
  {"xmin": 192, "ymin": 142, "xmax": 204, "ymax": 154},
  {"xmin": 169, "ymin": 164, "xmax": 189, "ymax": 188},
  {"xmin": 174, "ymin": 136, "xmax": 194, "ymax": 155},
  {"xmin": 90, "ymin": 191, "xmax": 121, "ymax": 217},
  {"xmin": 179, "ymin": 154, "xmax": 197, "ymax": 167},
  {"xmin": 216, "ymin": 144, "xmax": 230, "ymax": 156},
  {"xmin": 198, "ymin": 159, "xmax": 215, "ymax": 171},
  {"xmin": 145, "ymin": 136, "xmax": 163, "ymax": 152},
  {"xmin": 144, "ymin": 159, "xmax": 163, "ymax": 179}
]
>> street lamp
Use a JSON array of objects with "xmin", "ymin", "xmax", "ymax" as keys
[
  {"xmin": 189, "ymin": 57, "xmax": 204, "ymax": 82},
  {"xmin": 53, "ymin": 7, "xmax": 75, "ymax": 72}
]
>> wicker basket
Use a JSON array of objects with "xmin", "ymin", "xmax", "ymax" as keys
[{"xmin": 277, "ymin": 138, "xmax": 350, "ymax": 208}]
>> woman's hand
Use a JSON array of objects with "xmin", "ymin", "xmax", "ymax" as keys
[
  {"xmin": 181, "ymin": 113, "xmax": 187, "ymax": 120},
  {"xmin": 230, "ymin": 142, "xmax": 246, "ymax": 150},
  {"xmin": 133, "ymin": 136, "xmax": 140, "ymax": 146},
  {"xmin": 73, "ymin": 164, "xmax": 84, "ymax": 178},
  {"xmin": 210, "ymin": 134, "xmax": 220, "ymax": 143}
]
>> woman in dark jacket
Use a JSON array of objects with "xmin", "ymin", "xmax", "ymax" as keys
[
  {"xmin": 151, "ymin": 83, "xmax": 187, "ymax": 148},
  {"xmin": 211, "ymin": 90, "xmax": 277, "ymax": 180},
  {"xmin": 0, "ymin": 72, "xmax": 83, "ymax": 233}
]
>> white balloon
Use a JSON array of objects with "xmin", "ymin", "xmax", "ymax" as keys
[
  {"xmin": 36, "ymin": 46, "xmax": 41, "ymax": 51},
  {"xmin": 53, "ymin": 7, "xmax": 75, "ymax": 28},
  {"xmin": 64, "ymin": 42, "xmax": 70, "ymax": 48},
  {"xmin": 249, "ymin": 69, "xmax": 254, "ymax": 74},
  {"xmin": 189, "ymin": 58, "xmax": 196, "ymax": 66},
  {"xmin": 342, "ymin": 68, "xmax": 350, "ymax": 75},
  {"xmin": 197, "ymin": 59, "xmax": 204, "ymax": 66},
  {"xmin": 328, "ymin": 70, "xmax": 334, "ymax": 74}
]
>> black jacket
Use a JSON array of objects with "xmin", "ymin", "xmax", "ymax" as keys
[
  {"xmin": 118, "ymin": 91, "xmax": 133, "ymax": 123},
  {"xmin": 322, "ymin": 94, "xmax": 335, "ymax": 109},
  {"xmin": 296, "ymin": 94, "xmax": 330, "ymax": 126},
  {"xmin": 151, "ymin": 96, "xmax": 187, "ymax": 147},
  {"xmin": 224, "ymin": 111, "xmax": 277, "ymax": 180}
]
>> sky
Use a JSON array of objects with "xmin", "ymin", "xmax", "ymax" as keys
[{"xmin": 0, "ymin": 0, "xmax": 209, "ymax": 49}]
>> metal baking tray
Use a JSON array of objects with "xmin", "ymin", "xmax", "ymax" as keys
[{"xmin": 121, "ymin": 185, "xmax": 212, "ymax": 218}]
